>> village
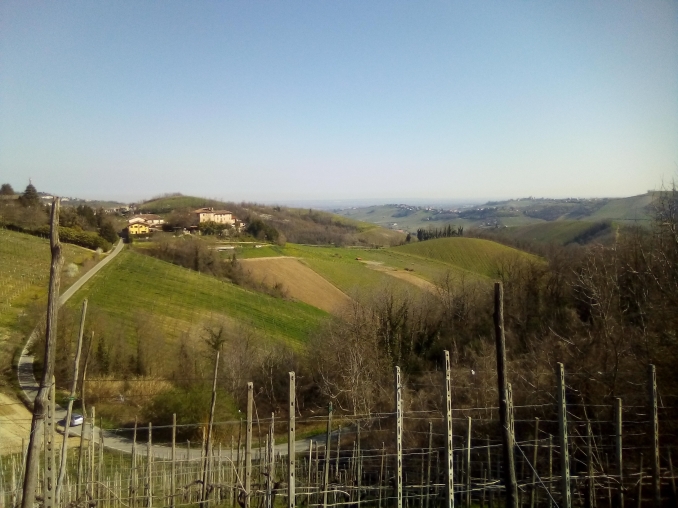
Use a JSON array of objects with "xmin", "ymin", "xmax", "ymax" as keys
[{"xmin": 125, "ymin": 207, "xmax": 243, "ymax": 236}]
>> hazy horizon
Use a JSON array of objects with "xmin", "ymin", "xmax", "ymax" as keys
[{"xmin": 2, "ymin": 2, "xmax": 677, "ymax": 201}]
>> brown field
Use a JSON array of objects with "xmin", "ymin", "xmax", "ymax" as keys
[{"xmin": 241, "ymin": 257, "xmax": 352, "ymax": 314}]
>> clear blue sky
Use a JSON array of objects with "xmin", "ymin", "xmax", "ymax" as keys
[{"xmin": 1, "ymin": 1, "xmax": 676, "ymax": 203}]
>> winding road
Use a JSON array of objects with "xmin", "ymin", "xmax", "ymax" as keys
[{"xmin": 16, "ymin": 239, "xmax": 319, "ymax": 459}]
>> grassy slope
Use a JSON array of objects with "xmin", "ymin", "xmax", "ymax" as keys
[
  {"xmin": 392, "ymin": 237, "xmax": 536, "ymax": 278},
  {"xmin": 66, "ymin": 250, "xmax": 328, "ymax": 348},
  {"xmin": 502, "ymin": 221, "xmax": 599, "ymax": 245},
  {"xmin": 138, "ymin": 195, "xmax": 229, "ymax": 213},
  {"xmin": 586, "ymin": 194, "xmax": 653, "ymax": 222},
  {"xmin": 0, "ymin": 229, "xmax": 96, "ymax": 328}
]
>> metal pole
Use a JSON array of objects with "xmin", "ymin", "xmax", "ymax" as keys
[
  {"xmin": 288, "ymin": 372, "xmax": 296, "ymax": 508},
  {"xmin": 494, "ymin": 283, "xmax": 517, "ymax": 508},
  {"xmin": 444, "ymin": 351, "xmax": 455, "ymax": 508}
]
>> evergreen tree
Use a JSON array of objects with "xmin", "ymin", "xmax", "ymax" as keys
[
  {"xmin": 18, "ymin": 183, "xmax": 40, "ymax": 207},
  {"xmin": 0, "ymin": 183, "xmax": 14, "ymax": 195}
]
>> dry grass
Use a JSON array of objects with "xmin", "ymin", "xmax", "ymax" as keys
[
  {"xmin": 240, "ymin": 257, "xmax": 352, "ymax": 314},
  {"xmin": 86, "ymin": 376, "xmax": 173, "ymax": 405}
]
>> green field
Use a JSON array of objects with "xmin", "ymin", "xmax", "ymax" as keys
[
  {"xmin": 392, "ymin": 237, "xmax": 537, "ymax": 278},
  {"xmin": 66, "ymin": 250, "xmax": 328, "ymax": 348},
  {"xmin": 0, "ymin": 229, "xmax": 97, "ymax": 328},
  {"xmin": 501, "ymin": 221, "xmax": 606, "ymax": 245}
]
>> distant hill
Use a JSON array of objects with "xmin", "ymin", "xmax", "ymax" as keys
[{"xmin": 335, "ymin": 192, "xmax": 656, "ymax": 235}]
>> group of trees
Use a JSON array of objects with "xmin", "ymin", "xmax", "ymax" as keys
[
  {"xmin": 416, "ymin": 224, "xmax": 463, "ymax": 241},
  {"xmin": 0, "ymin": 182, "xmax": 119, "ymax": 249}
]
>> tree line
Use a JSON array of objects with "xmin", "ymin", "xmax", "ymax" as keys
[{"xmin": 416, "ymin": 224, "xmax": 464, "ymax": 241}]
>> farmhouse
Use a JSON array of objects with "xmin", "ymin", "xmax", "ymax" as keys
[
  {"xmin": 128, "ymin": 214, "xmax": 164, "ymax": 226},
  {"xmin": 193, "ymin": 207, "xmax": 236, "ymax": 226},
  {"xmin": 128, "ymin": 223, "xmax": 150, "ymax": 235}
]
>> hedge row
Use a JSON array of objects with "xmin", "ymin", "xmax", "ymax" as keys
[{"xmin": 4, "ymin": 223, "xmax": 112, "ymax": 251}]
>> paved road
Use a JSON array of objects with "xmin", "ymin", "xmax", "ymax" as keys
[{"xmin": 16, "ymin": 239, "xmax": 321, "ymax": 459}]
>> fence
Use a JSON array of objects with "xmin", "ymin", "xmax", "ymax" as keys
[{"xmin": 2, "ymin": 359, "xmax": 677, "ymax": 508}]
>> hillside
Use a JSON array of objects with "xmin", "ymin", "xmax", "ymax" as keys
[
  {"xmin": 66, "ymin": 249, "xmax": 329, "ymax": 348},
  {"xmin": 335, "ymin": 192, "xmax": 656, "ymax": 236},
  {"xmin": 138, "ymin": 194, "xmax": 406, "ymax": 247}
]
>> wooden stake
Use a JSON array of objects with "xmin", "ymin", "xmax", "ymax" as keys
[
  {"xmin": 586, "ymin": 421, "xmax": 594, "ymax": 508},
  {"xmin": 636, "ymin": 454, "xmax": 643, "ymax": 508},
  {"xmin": 288, "ymin": 372, "xmax": 296, "ymax": 508},
  {"xmin": 444, "ymin": 351, "xmax": 455, "ymax": 508},
  {"xmin": 648, "ymin": 365, "xmax": 660, "ymax": 508},
  {"xmin": 132, "ymin": 417, "xmax": 138, "ymax": 508},
  {"xmin": 171, "ymin": 414, "xmax": 176, "ymax": 508},
  {"xmin": 323, "ymin": 403, "xmax": 333, "ymax": 508},
  {"xmin": 466, "ymin": 417, "xmax": 472, "ymax": 508},
  {"xmin": 379, "ymin": 442, "xmax": 385, "ymax": 508},
  {"xmin": 667, "ymin": 448, "xmax": 676, "ymax": 505},
  {"xmin": 202, "ymin": 351, "xmax": 220, "ymax": 507},
  {"xmin": 487, "ymin": 436, "xmax": 494, "ymax": 508},
  {"xmin": 615, "ymin": 398, "xmax": 624, "ymax": 508},
  {"xmin": 556, "ymin": 363, "xmax": 571, "ymax": 508},
  {"xmin": 245, "ymin": 382, "xmax": 253, "ymax": 508},
  {"xmin": 426, "ymin": 422, "xmax": 433, "ymax": 508},
  {"xmin": 22, "ymin": 198, "xmax": 63, "ymax": 508},
  {"xmin": 395, "ymin": 366, "xmax": 403, "ymax": 508},
  {"xmin": 147, "ymin": 423, "xmax": 153, "ymax": 508},
  {"xmin": 493, "ymin": 283, "xmax": 517, "ymax": 508},
  {"xmin": 44, "ymin": 377, "xmax": 56, "ymax": 508},
  {"xmin": 57, "ymin": 299, "xmax": 87, "ymax": 502},
  {"xmin": 530, "ymin": 418, "xmax": 540, "ymax": 508}
]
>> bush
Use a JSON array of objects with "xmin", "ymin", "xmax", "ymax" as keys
[{"xmin": 7, "ymin": 224, "xmax": 113, "ymax": 251}]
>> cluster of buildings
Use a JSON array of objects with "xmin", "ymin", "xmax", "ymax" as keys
[{"xmin": 127, "ymin": 208, "xmax": 239, "ymax": 235}]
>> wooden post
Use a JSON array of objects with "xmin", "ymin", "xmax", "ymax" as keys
[
  {"xmin": 444, "ymin": 351, "xmax": 455, "ymax": 508},
  {"xmin": 586, "ymin": 421, "xmax": 594, "ymax": 508},
  {"xmin": 549, "ymin": 435, "xmax": 554, "ymax": 508},
  {"xmin": 648, "ymin": 365, "xmax": 660, "ymax": 508},
  {"xmin": 245, "ymin": 382, "xmax": 253, "ymax": 508},
  {"xmin": 131, "ymin": 418, "xmax": 138, "ymax": 507},
  {"xmin": 667, "ymin": 448, "xmax": 676, "ymax": 505},
  {"xmin": 202, "ymin": 351, "xmax": 220, "ymax": 507},
  {"xmin": 493, "ymin": 283, "xmax": 517, "ymax": 508},
  {"xmin": 147, "ymin": 423, "xmax": 153, "ymax": 508},
  {"xmin": 44, "ymin": 377, "xmax": 56, "ymax": 508},
  {"xmin": 615, "ymin": 398, "xmax": 624, "ymax": 508},
  {"xmin": 379, "ymin": 442, "xmax": 385, "ymax": 508},
  {"xmin": 530, "ymin": 418, "xmax": 540, "ymax": 508},
  {"xmin": 556, "ymin": 363, "xmax": 571, "ymax": 508},
  {"xmin": 357, "ymin": 422, "xmax": 362, "ymax": 508},
  {"xmin": 22, "ymin": 199, "xmax": 63, "ymax": 508},
  {"xmin": 57, "ymin": 299, "xmax": 87, "ymax": 502},
  {"xmin": 636, "ymin": 455, "xmax": 643, "ymax": 508},
  {"xmin": 77, "ymin": 332, "xmax": 94, "ymax": 496},
  {"xmin": 171, "ymin": 414, "xmax": 176, "ymax": 508},
  {"xmin": 466, "ymin": 417, "xmax": 472, "ymax": 508},
  {"xmin": 395, "ymin": 366, "xmax": 403, "ymax": 508},
  {"xmin": 487, "ymin": 436, "xmax": 494, "ymax": 508},
  {"xmin": 323, "ymin": 403, "xmax": 333, "ymax": 508},
  {"xmin": 426, "ymin": 422, "xmax": 433, "ymax": 508},
  {"xmin": 288, "ymin": 372, "xmax": 296, "ymax": 508}
]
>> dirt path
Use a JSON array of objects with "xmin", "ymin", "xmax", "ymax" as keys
[
  {"xmin": 359, "ymin": 260, "xmax": 437, "ymax": 292},
  {"xmin": 241, "ymin": 257, "xmax": 351, "ymax": 314}
]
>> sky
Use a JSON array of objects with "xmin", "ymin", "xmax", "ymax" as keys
[{"xmin": 1, "ymin": 1, "xmax": 677, "ymax": 204}]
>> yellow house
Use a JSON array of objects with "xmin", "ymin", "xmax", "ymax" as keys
[{"xmin": 128, "ymin": 223, "xmax": 150, "ymax": 235}]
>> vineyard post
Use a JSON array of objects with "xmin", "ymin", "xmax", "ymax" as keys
[
  {"xmin": 323, "ymin": 403, "xmax": 333, "ymax": 508},
  {"xmin": 171, "ymin": 414, "xmax": 176, "ymax": 508},
  {"xmin": 288, "ymin": 372, "xmax": 296, "ymax": 508},
  {"xmin": 245, "ymin": 382, "xmax": 253, "ymax": 508},
  {"xmin": 616, "ymin": 398, "xmax": 624, "ymax": 508},
  {"xmin": 395, "ymin": 366, "xmax": 403, "ymax": 508},
  {"xmin": 493, "ymin": 283, "xmax": 517, "ymax": 508},
  {"xmin": 147, "ymin": 422, "xmax": 153, "ymax": 508},
  {"xmin": 466, "ymin": 417, "xmax": 472, "ymax": 508},
  {"xmin": 586, "ymin": 421, "xmax": 594, "ymax": 508},
  {"xmin": 44, "ymin": 377, "xmax": 56, "ymax": 508},
  {"xmin": 548, "ymin": 435, "xmax": 553, "ymax": 508},
  {"xmin": 131, "ymin": 418, "xmax": 137, "ymax": 507},
  {"xmin": 57, "ymin": 299, "xmax": 87, "ymax": 502},
  {"xmin": 426, "ymin": 422, "xmax": 433, "ymax": 508},
  {"xmin": 648, "ymin": 365, "xmax": 660, "ymax": 508},
  {"xmin": 77, "ymin": 331, "xmax": 94, "ymax": 493},
  {"xmin": 530, "ymin": 418, "xmax": 540, "ymax": 508},
  {"xmin": 89, "ymin": 407, "xmax": 95, "ymax": 500},
  {"xmin": 444, "ymin": 351, "xmax": 454, "ymax": 508},
  {"xmin": 667, "ymin": 448, "xmax": 676, "ymax": 503},
  {"xmin": 487, "ymin": 436, "xmax": 493, "ymax": 508},
  {"xmin": 556, "ymin": 363, "xmax": 571, "ymax": 508},
  {"xmin": 22, "ymin": 198, "xmax": 63, "ymax": 508},
  {"xmin": 335, "ymin": 427, "xmax": 341, "ymax": 477},
  {"xmin": 357, "ymin": 421, "xmax": 362, "ymax": 508},
  {"xmin": 636, "ymin": 454, "xmax": 643, "ymax": 508},
  {"xmin": 379, "ymin": 442, "xmax": 385, "ymax": 508},
  {"xmin": 202, "ymin": 351, "xmax": 220, "ymax": 507}
]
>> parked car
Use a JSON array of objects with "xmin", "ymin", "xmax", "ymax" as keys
[{"xmin": 58, "ymin": 413, "xmax": 84, "ymax": 427}]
